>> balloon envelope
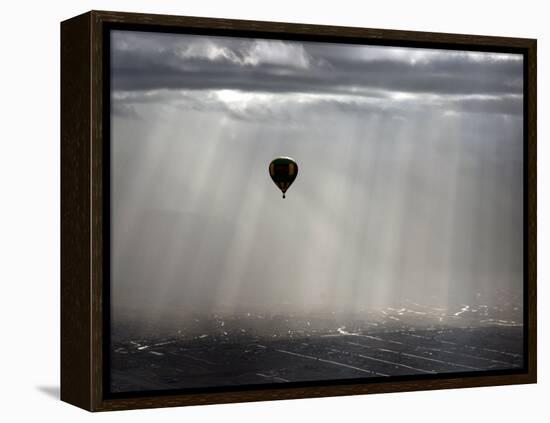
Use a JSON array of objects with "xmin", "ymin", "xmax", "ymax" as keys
[{"xmin": 269, "ymin": 157, "xmax": 298, "ymax": 198}]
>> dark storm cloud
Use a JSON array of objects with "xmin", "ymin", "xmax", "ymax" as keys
[{"xmin": 111, "ymin": 30, "xmax": 523, "ymax": 100}]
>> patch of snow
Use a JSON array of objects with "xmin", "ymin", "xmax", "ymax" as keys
[{"xmin": 454, "ymin": 305, "xmax": 470, "ymax": 316}]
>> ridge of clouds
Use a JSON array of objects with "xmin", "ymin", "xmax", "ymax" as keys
[{"xmin": 111, "ymin": 30, "xmax": 523, "ymax": 120}]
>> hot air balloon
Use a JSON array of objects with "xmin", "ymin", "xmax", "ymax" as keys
[{"xmin": 269, "ymin": 157, "xmax": 298, "ymax": 199}]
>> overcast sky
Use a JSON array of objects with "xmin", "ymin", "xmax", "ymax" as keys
[{"xmin": 110, "ymin": 30, "xmax": 523, "ymax": 322}]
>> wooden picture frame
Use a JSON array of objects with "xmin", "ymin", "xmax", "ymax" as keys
[{"xmin": 61, "ymin": 10, "xmax": 537, "ymax": 412}]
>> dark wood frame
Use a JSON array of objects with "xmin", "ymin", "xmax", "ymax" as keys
[{"xmin": 61, "ymin": 10, "xmax": 537, "ymax": 412}]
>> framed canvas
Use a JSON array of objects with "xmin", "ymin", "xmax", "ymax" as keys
[{"xmin": 60, "ymin": 10, "xmax": 537, "ymax": 412}]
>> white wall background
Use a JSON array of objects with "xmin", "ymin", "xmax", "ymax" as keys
[{"xmin": 0, "ymin": 0, "xmax": 546, "ymax": 421}]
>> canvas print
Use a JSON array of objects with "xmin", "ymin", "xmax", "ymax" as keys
[{"xmin": 108, "ymin": 29, "xmax": 524, "ymax": 394}]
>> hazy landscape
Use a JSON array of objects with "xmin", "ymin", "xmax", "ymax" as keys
[
  {"xmin": 111, "ymin": 291, "xmax": 523, "ymax": 392},
  {"xmin": 109, "ymin": 31, "xmax": 524, "ymax": 393}
]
